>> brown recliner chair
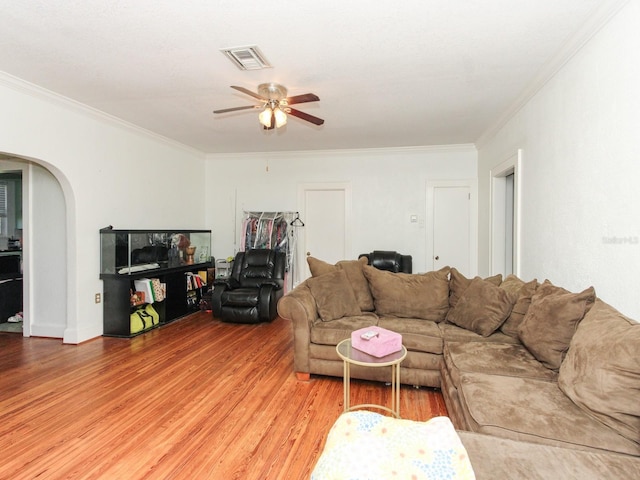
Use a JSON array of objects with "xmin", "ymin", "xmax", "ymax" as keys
[
  {"xmin": 358, "ymin": 250, "xmax": 412, "ymax": 274},
  {"xmin": 211, "ymin": 249, "xmax": 286, "ymax": 324}
]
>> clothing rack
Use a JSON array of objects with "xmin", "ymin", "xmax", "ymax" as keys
[{"xmin": 240, "ymin": 211, "xmax": 304, "ymax": 292}]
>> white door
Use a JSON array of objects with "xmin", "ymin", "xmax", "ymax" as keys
[
  {"xmin": 426, "ymin": 181, "xmax": 476, "ymax": 276},
  {"xmin": 297, "ymin": 183, "xmax": 350, "ymax": 285}
]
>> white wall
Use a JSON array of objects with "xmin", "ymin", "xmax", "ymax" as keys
[
  {"xmin": 205, "ymin": 145, "xmax": 477, "ymax": 274},
  {"xmin": 29, "ymin": 163, "xmax": 67, "ymax": 337},
  {"xmin": 477, "ymin": 1, "xmax": 640, "ymax": 318},
  {"xmin": 0, "ymin": 74, "xmax": 206, "ymax": 343}
]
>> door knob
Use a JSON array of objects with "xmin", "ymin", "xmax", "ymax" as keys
[{"xmin": 434, "ymin": 256, "xmax": 439, "ymax": 260}]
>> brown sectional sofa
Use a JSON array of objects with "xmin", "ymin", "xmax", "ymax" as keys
[
  {"xmin": 278, "ymin": 256, "xmax": 640, "ymax": 475},
  {"xmin": 279, "ymin": 257, "xmax": 517, "ymax": 387}
]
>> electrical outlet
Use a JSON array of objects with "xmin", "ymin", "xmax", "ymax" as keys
[{"xmin": 95, "ymin": 293, "xmax": 101, "ymax": 304}]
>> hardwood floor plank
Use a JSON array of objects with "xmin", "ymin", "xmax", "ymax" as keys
[{"xmin": 0, "ymin": 313, "xmax": 447, "ymax": 479}]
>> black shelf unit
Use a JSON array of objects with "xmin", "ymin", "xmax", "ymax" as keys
[
  {"xmin": 101, "ymin": 262, "xmax": 211, "ymax": 338},
  {"xmin": 99, "ymin": 228, "xmax": 212, "ymax": 338}
]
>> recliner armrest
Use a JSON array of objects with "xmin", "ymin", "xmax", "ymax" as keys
[
  {"xmin": 211, "ymin": 283, "xmax": 229, "ymax": 317},
  {"xmin": 213, "ymin": 278, "xmax": 240, "ymax": 289}
]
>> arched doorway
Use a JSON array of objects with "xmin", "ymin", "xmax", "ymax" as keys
[{"xmin": 0, "ymin": 153, "xmax": 67, "ymax": 338}]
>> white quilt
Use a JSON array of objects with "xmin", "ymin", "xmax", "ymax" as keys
[{"xmin": 311, "ymin": 411, "xmax": 475, "ymax": 480}]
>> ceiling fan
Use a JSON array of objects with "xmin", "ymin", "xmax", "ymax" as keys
[{"xmin": 213, "ymin": 83, "xmax": 324, "ymax": 130}]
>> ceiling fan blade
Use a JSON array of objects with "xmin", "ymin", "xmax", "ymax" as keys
[
  {"xmin": 213, "ymin": 105, "xmax": 258, "ymax": 114},
  {"xmin": 287, "ymin": 107, "xmax": 325, "ymax": 126},
  {"xmin": 285, "ymin": 93, "xmax": 320, "ymax": 105},
  {"xmin": 231, "ymin": 85, "xmax": 267, "ymax": 101}
]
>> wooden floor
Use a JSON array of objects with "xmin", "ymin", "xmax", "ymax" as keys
[{"xmin": 0, "ymin": 312, "xmax": 447, "ymax": 480}]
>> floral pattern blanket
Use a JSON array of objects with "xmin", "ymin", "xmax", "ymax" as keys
[{"xmin": 311, "ymin": 411, "xmax": 475, "ymax": 480}]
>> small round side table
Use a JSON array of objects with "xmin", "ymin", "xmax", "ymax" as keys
[{"xmin": 336, "ymin": 338, "xmax": 407, "ymax": 418}]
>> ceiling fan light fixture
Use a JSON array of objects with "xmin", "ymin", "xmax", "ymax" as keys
[
  {"xmin": 274, "ymin": 108, "xmax": 287, "ymax": 128},
  {"xmin": 258, "ymin": 108, "xmax": 273, "ymax": 128},
  {"xmin": 214, "ymin": 84, "xmax": 323, "ymax": 128}
]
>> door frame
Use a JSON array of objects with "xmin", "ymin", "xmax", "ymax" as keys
[
  {"xmin": 490, "ymin": 149, "xmax": 522, "ymax": 277},
  {"xmin": 425, "ymin": 179, "xmax": 477, "ymax": 275},
  {"xmin": 0, "ymin": 159, "xmax": 30, "ymax": 337},
  {"xmin": 296, "ymin": 182, "xmax": 351, "ymax": 286}
]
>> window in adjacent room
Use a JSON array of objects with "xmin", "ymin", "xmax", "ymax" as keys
[{"xmin": 0, "ymin": 182, "xmax": 7, "ymax": 237}]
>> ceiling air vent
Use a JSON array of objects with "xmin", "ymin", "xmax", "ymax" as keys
[{"xmin": 220, "ymin": 46, "xmax": 272, "ymax": 71}]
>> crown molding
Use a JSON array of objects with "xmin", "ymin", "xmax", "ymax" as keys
[
  {"xmin": 0, "ymin": 71, "xmax": 204, "ymax": 158},
  {"xmin": 205, "ymin": 143, "xmax": 477, "ymax": 160}
]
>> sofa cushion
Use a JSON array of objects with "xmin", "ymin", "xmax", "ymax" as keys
[
  {"xmin": 306, "ymin": 270, "xmax": 362, "ymax": 322},
  {"xmin": 458, "ymin": 372, "xmax": 640, "ymax": 455},
  {"xmin": 377, "ymin": 316, "xmax": 443, "ymax": 355},
  {"xmin": 443, "ymin": 341, "xmax": 557, "ymax": 388},
  {"xmin": 558, "ymin": 299, "xmax": 640, "ymax": 445},
  {"xmin": 448, "ymin": 268, "xmax": 502, "ymax": 308},
  {"xmin": 439, "ymin": 322, "xmax": 520, "ymax": 345},
  {"xmin": 310, "ymin": 313, "xmax": 379, "ymax": 346},
  {"xmin": 518, "ymin": 285, "xmax": 595, "ymax": 370},
  {"xmin": 445, "ymin": 277, "xmax": 515, "ymax": 336},
  {"xmin": 363, "ymin": 266, "xmax": 450, "ymax": 322},
  {"xmin": 499, "ymin": 275, "xmax": 538, "ymax": 338},
  {"xmin": 307, "ymin": 256, "xmax": 374, "ymax": 311},
  {"xmin": 459, "ymin": 431, "xmax": 640, "ymax": 480}
]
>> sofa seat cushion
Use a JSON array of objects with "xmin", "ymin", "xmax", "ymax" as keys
[
  {"xmin": 457, "ymin": 372, "xmax": 640, "ymax": 456},
  {"xmin": 377, "ymin": 316, "xmax": 443, "ymax": 355},
  {"xmin": 459, "ymin": 431, "xmax": 640, "ymax": 480},
  {"xmin": 559, "ymin": 299, "xmax": 640, "ymax": 445},
  {"xmin": 439, "ymin": 322, "xmax": 520, "ymax": 345},
  {"xmin": 310, "ymin": 313, "xmax": 379, "ymax": 346},
  {"xmin": 443, "ymin": 341, "xmax": 557, "ymax": 388}
]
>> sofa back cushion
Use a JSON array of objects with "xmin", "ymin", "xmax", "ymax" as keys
[
  {"xmin": 499, "ymin": 275, "xmax": 538, "ymax": 338},
  {"xmin": 448, "ymin": 268, "xmax": 502, "ymax": 308},
  {"xmin": 518, "ymin": 283, "xmax": 596, "ymax": 370},
  {"xmin": 307, "ymin": 256, "xmax": 374, "ymax": 311},
  {"xmin": 558, "ymin": 299, "xmax": 640, "ymax": 445},
  {"xmin": 445, "ymin": 277, "xmax": 516, "ymax": 336},
  {"xmin": 363, "ymin": 266, "xmax": 450, "ymax": 322},
  {"xmin": 306, "ymin": 270, "xmax": 362, "ymax": 322}
]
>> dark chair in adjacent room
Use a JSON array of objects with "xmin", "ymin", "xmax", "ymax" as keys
[
  {"xmin": 211, "ymin": 249, "xmax": 286, "ymax": 324},
  {"xmin": 0, "ymin": 254, "xmax": 23, "ymax": 323},
  {"xmin": 358, "ymin": 250, "xmax": 412, "ymax": 273}
]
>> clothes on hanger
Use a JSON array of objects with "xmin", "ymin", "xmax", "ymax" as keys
[
  {"xmin": 241, "ymin": 211, "xmax": 303, "ymax": 293},
  {"xmin": 242, "ymin": 211, "xmax": 293, "ymax": 251}
]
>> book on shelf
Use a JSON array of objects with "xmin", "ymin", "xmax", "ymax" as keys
[
  {"xmin": 133, "ymin": 278, "xmax": 155, "ymax": 303},
  {"xmin": 186, "ymin": 272, "xmax": 207, "ymax": 291},
  {"xmin": 186, "ymin": 289, "xmax": 198, "ymax": 307}
]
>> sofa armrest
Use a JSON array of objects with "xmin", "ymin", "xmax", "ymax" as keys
[{"xmin": 277, "ymin": 280, "xmax": 319, "ymax": 375}]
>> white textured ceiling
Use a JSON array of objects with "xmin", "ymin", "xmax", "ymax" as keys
[{"xmin": 0, "ymin": 0, "xmax": 620, "ymax": 154}]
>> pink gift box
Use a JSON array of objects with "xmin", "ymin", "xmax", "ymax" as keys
[{"xmin": 351, "ymin": 326, "xmax": 403, "ymax": 358}]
